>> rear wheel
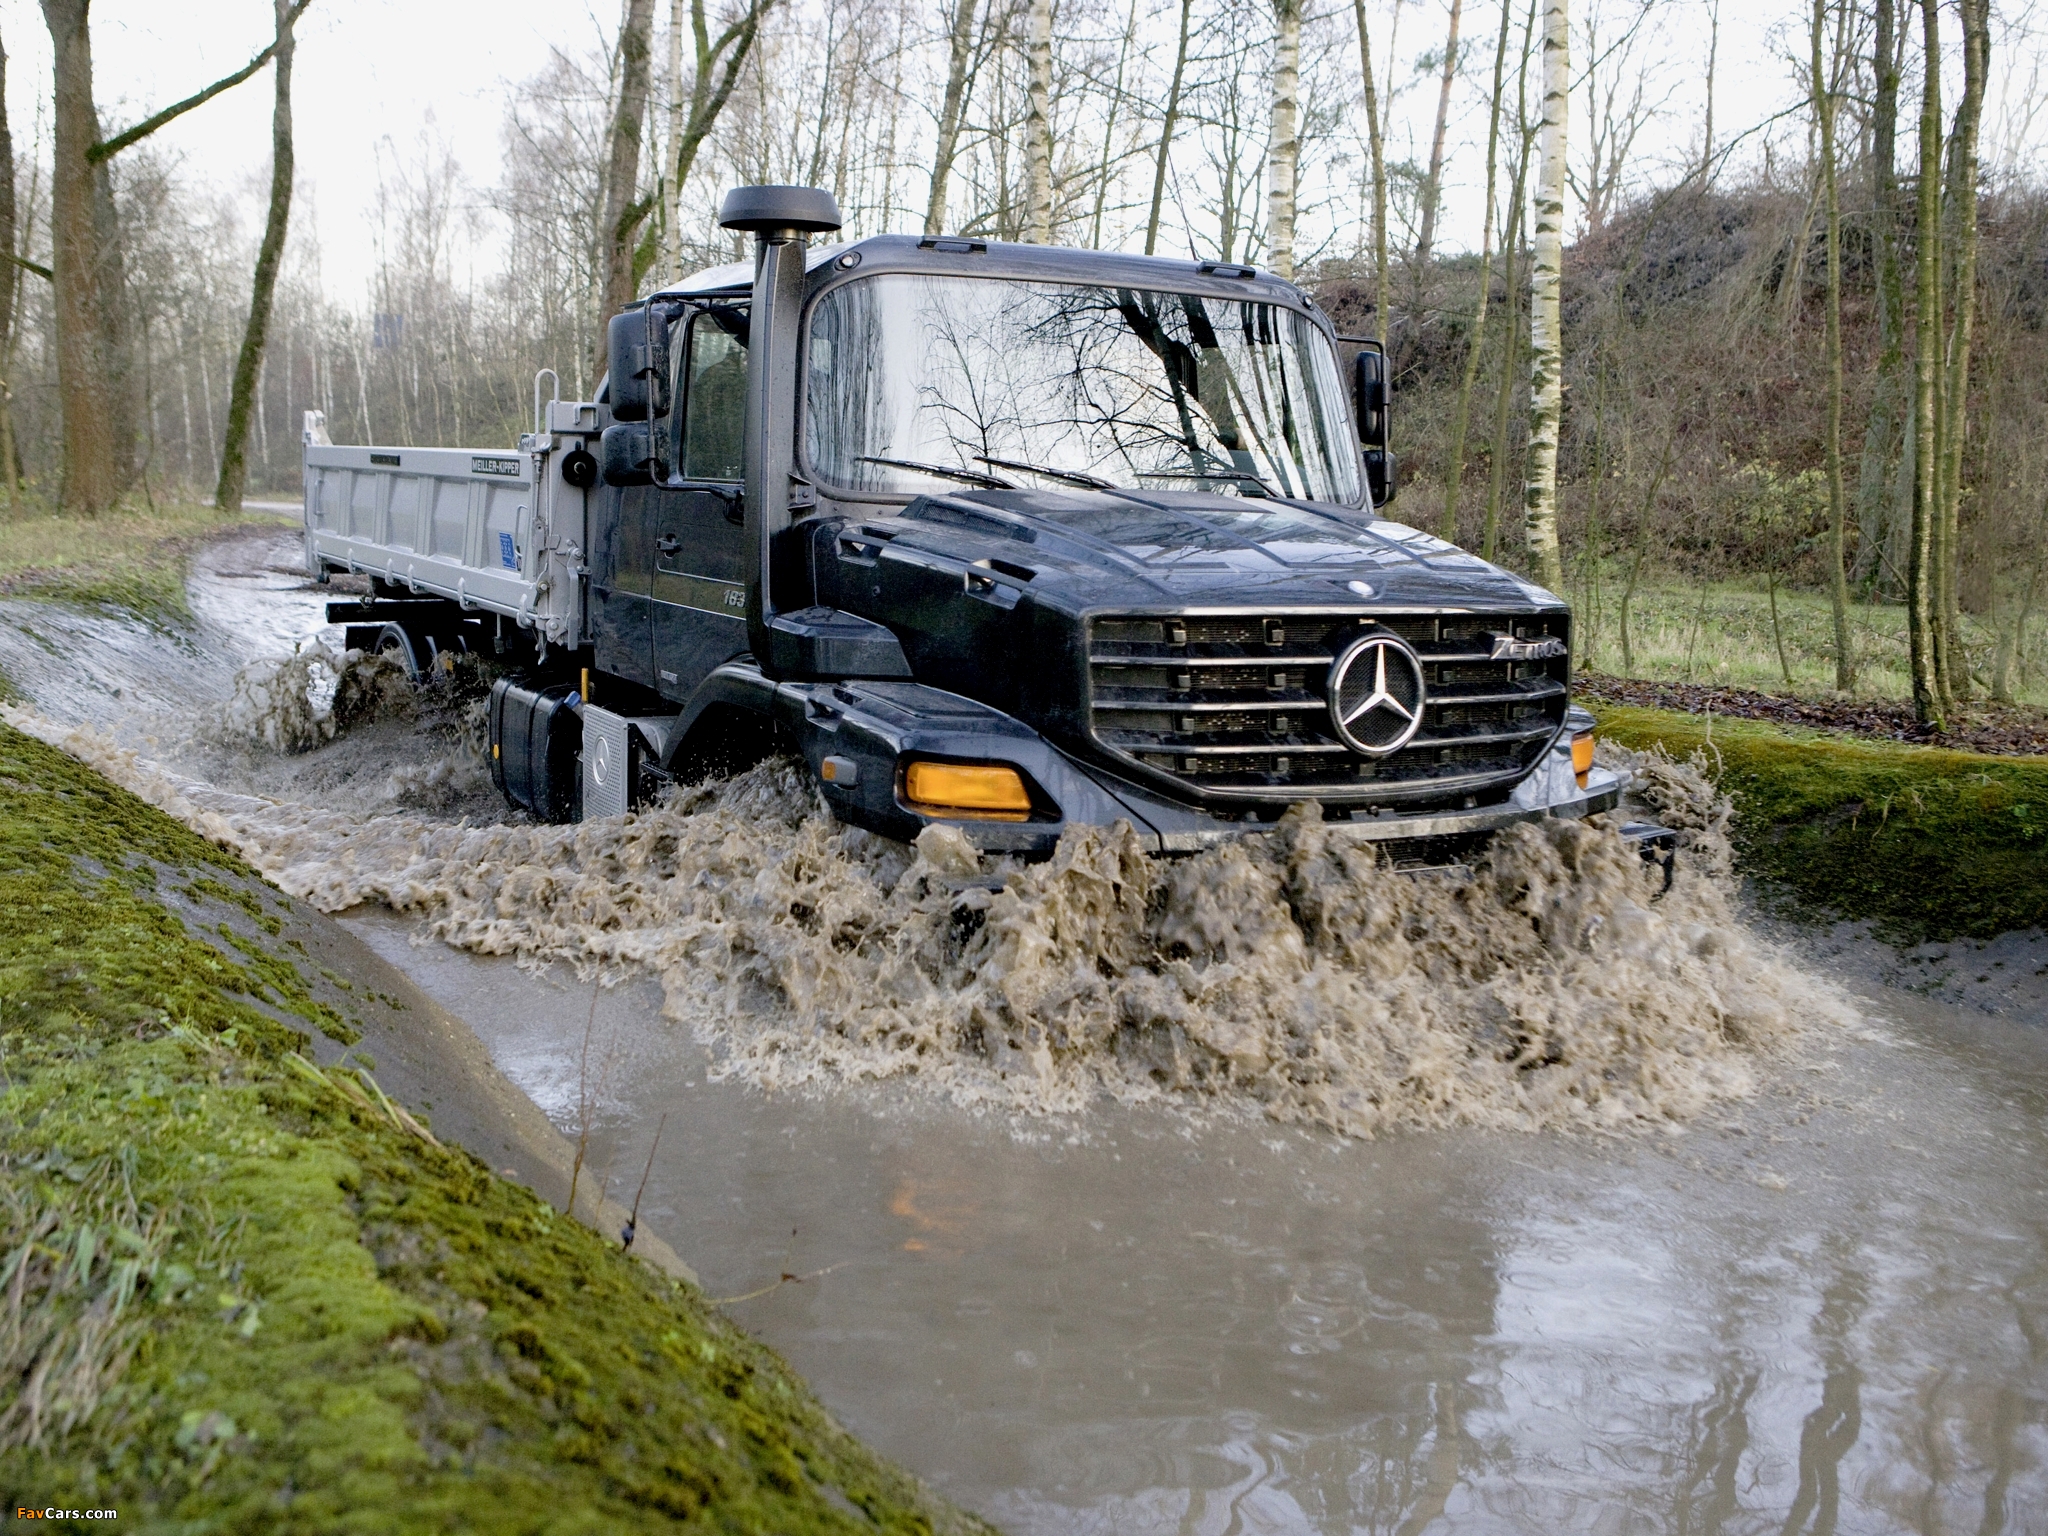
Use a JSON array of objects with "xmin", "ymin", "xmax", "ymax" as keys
[{"xmin": 373, "ymin": 622, "xmax": 425, "ymax": 681}]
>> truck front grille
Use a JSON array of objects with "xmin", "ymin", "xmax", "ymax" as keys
[{"xmin": 1086, "ymin": 611, "xmax": 1570, "ymax": 806}]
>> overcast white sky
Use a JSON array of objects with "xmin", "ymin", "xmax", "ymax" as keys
[{"xmin": 0, "ymin": 0, "xmax": 2035, "ymax": 297}]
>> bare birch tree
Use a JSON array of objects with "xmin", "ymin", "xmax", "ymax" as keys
[
  {"xmin": 660, "ymin": 0, "xmax": 685, "ymax": 276},
  {"xmin": 1024, "ymin": 0, "xmax": 1053, "ymax": 241},
  {"xmin": 1266, "ymin": 0, "xmax": 1302, "ymax": 276},
  {"xmin": 1523, "ymin": 0, "xmax": 1569, "ymax": 593}
]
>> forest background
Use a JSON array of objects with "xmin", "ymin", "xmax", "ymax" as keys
[{"xmin": 0, "ymin": 0, "xmax": 2043, "ymax": 715}]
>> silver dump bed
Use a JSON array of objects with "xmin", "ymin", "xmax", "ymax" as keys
[{"xmin": 301, "ymin": 399, "xmax": 603, "ymax": 651}]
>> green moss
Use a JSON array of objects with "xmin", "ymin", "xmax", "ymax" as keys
[
  {"xmin": 23, "ymin": 559, "xmax": 195, "ymax": 626},
  {"xmin": 0, "ymin": 721, "xmax": 992, "ymax": 1534},
  {"xmin": 1595, "ymin": 703, "xmax": 2048, "ymax": 941}
]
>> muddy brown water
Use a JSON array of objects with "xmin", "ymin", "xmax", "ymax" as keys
[{"xmin": 6, "ymin": 525, "xmax": 2047, "ymax": 1532}]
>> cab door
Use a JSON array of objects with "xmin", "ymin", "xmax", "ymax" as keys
[{"xmin": 651, "ymin": 310, "xmax": 750, "ymax": 702}]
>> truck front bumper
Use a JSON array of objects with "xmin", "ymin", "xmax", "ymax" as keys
[{"xmin": 671, "ymin": 666, "xmax": 1626, "ymax": 859}]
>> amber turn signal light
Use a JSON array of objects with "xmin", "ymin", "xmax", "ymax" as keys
[
  {"xmin": 903, "ymin": 760, "xmax": 1032, "ymax": 820},
  {"xmin": 1571, "ymin": 728, "xmax": 1595, "ymax": 787}
]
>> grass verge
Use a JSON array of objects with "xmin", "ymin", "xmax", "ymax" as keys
[
  {"xmin": 0, "ymin": 719, "xmax": 990, "ymax": 1534},
  {"xmin": 1595, "ymin": 703, "xmax": 2048, "ymax": 942},
  {"xmin": 0, "ymin": 500, "xmax": 284, "ymax": 626},
  {"xmin": 1563, "ymin": 575, "xmax": 2048, "ymax": 711}
]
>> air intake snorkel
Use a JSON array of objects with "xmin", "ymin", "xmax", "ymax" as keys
[{"xmin": 716, "ymin": 184, "xmax": 844, "ymax": 676}]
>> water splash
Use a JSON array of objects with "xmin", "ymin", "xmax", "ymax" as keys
[
  {"xmin": 9, "ymin": 706, "xmax": 1844, "ymax": 1137},
  {"xmin": 220, "ymin": 643, "xmax": 411, "ymax": 753}
]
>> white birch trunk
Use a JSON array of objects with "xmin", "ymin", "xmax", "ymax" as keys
[
  {"xmin": 662, "ymin": 0, "xmax": 684, "ymax": 281},
  {"xmin": 1523, "ymin": 0, "xmax": 1569, "ymax": 594},
  {"xmin": 1266, "ymin": 0, "xmax": 1302, "ymax": 278},
  {"xmin": 1024, "ymin": 0, "xmax": 1054, "ymax": 243}
]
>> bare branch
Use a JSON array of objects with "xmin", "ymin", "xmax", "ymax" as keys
[{"xmin": 88, "ymin": 0, "xmax": 313, "ymax": 164}]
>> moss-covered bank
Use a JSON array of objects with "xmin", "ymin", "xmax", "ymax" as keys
[
  {"xmin": 0, "ymin": 500, "xmax": 281, "ymax": 626},
  {"xmin": 0, "ymin": 719, "xmax": 994, "ymax": 1534},
  {"xmin": 1595, "ymin": 704, "xmax": 2048, "ymax": 942}
]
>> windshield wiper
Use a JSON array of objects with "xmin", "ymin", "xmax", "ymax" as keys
[
  {"xmin": 1146, "ymin": 470, "xmax": 1276, "ymax": 498},
  {"xmin": 856, "ymin": 455, "xmax": 1017, "ymax": 489},
  {"xmin": 974, "ymin": 455, "xmax": 1114, "ymax": 490}
]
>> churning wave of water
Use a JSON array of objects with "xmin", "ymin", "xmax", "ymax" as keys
[{"xmin": 7, "ymin": 690, "xmax": 1848, "ymax": 1137}]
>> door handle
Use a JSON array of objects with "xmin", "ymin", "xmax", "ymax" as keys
[{"xmin": 656, "ymin": 535, "xmax": 682, "ymax": 554}]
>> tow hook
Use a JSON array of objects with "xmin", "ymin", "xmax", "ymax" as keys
[{"xmin": 1619, "ymin": 821, "xmax": 1678, "ymax": 895}]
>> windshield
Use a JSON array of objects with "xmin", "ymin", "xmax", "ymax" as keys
[{"xmin": 803, "ymin": 274, "xmax": 1362, "ymax": 505}]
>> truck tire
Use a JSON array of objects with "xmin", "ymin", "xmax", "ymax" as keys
[{"xmin": 372, "ymin": 623, "xmax": 427, "ymax": 682}]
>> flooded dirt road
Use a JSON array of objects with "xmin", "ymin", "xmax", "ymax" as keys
[{"xmin": 7, "ymin": 524, "xmax": 2047, "ymax": 1532}]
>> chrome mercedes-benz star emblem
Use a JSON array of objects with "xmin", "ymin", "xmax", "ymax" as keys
[{"xmin": 1327, "ymin": 632, "xmax": 1427, "ymax": 755}]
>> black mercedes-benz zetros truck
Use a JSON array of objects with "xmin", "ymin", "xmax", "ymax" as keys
[{"xmin": 302, "ymin": 183, "xmax": 1638, "ymax": 860}]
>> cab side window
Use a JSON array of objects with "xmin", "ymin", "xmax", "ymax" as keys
[{"xmin": 676, "ymin": 313, "xmax": 747, "ymax": 482}]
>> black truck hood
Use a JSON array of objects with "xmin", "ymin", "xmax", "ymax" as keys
[{"xmin": 881, "ymin": 487, "xmax": 1563, "ymax": 612}]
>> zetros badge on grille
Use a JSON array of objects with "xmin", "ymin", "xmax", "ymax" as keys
[{"xmin": 1327, "ymin": 630, "xmax": 1427, "ymax": 755}]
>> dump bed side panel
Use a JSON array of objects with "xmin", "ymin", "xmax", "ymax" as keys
[{"xmin": 303, "ymin": 445, "xmax": 582, "ymax": 645}]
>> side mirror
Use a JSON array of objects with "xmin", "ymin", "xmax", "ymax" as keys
[
  {"xmin": 606, "ymin": 307, "xmax": 672, "ymax": 423},
  {"xmin": 1365, "ymin": 448, "xmax": 1397, "ymax": 509},
  {"xmin": 1352, "ymin": 344, "xmax": 1388, "ymax": 450},
  {"xmin": 600, "ymin": 423, "xmax": 655, "ymax": 486}
]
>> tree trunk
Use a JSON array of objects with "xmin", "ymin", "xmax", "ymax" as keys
[
  {"xmin": 671, "ymin": 0, "xmax": 771, "ymax": 222},
  {"xmin": 1484, "ymin": 21, "xmax": 1535, "ymax": 563},
  {"xmin": 1700, "ymin": 0, "xmax": 1717, "ymax": 178},
  {"xmin": 1414, "ymin": 0, "xmax": 1465, "ymax": 285},
  {"xmin": 41, "ymin": 0, "xmax": 117, "ymax": 512},
  {"xmin": 927, "ymin": 0, "xmax": 980, "ymax": 234},
  {"xmin": 1440, "ymin": 0, "xmax": 1514, "ymax": 543},
  {"xmin": 1812, "ymin": 0, "xmax": 1853, "ymax": 691},
  {"xmin": 1144, "ymin": 0, "xmax": 1193, "ymax": 256},
  {"xmin": 1522, "ymin": 0, "xmax": 1568, "ymax": 595},
  {"xmin": 37, "ymin": 0, "xmax": 303, "ymax": 512},
  {"xmin": 1023, "ymin": 0, "xmax": 1053, "ymax": 243},
  {"xmin": 1935, "ymin": 0, "xmax": 1987, "ymax": 703},
  {"xmin": 660, "ymin": 0, "xmax": 684, "ymax": 279},
  {"xmin": 595, "ymin": 0, "xmax": 657, "ymax": 379},
  {"xmin": 1351, "ymin": 0, "xmax": 1389, "ymax": 347},
  {"xmin": 1991, "ymin": 558, "xmax": 2039, "ymax": 704},
  {"xmin": 216, "ymin": 0, "xmax": 296, "ymax": 515},
  {"xmin": 1908, "ymin": 0, "xmax": 1943, "ymax": 727},
  {"xmin": 1265, "ymin": 0, "xmax": 1301, "ymax": 277},
  {"xmin": 1852, "ymin": 0, "xmax": 1906, "ymax": 590},
  {"xmin": 0, "ymin": 24, "xmax": 17, "ymax": 502},
  {"xmin": 1089, "ymin": 0, "xmax": 1140, "ymax": 248}
]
